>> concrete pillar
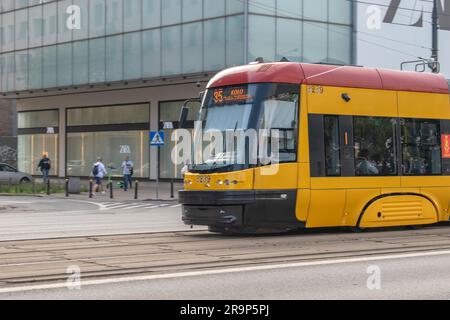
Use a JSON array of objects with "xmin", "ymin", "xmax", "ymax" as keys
[
  {"xmin": 0, "ymin": 99, "xmax": 17, "ymax": 167},
  {"xmin": 58, "ymin": 107, "xmax": 66, "ymax": 177}
]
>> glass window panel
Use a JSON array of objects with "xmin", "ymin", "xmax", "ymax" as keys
[
  {"xmin": 73, "ymin": 40, "xmax": 88, "ymax": 85},
  {"xmin": 89, "ymin": 38, "xmax": 106, "ymax": 83},
  {"xmin": 43, "ymin": 2, "xmax": 57, "ymax": 45},
  {"xmin": 329, "ymin": 0, "xmax": 351, "ymax": 24},
  {"xmin": 106, "ymin": 0, "xmax": 123, "ymax": 34},
  {"xmin": 2, "ymin": 12, "xmax": 14, "ymax": 52},
  {"xmin": 354, "ymin": 117, "xmax": 397, "ymax": 176},
  {"xmin": 29, "ymin": 5, "xmax": 43, "ymax": 47},
  {"xmin": 106, "ymin": 35, "xmax": 123, "ymax": 82},
  {"xmin": 183, "ymin": 0, "xmax": 202, "ymax": 22},
  {"xmin": 276, "ymin": 0, "xmax": 302, "ymax": 18},
  {"xmin": 16, "ymin": 0, "xmax": 28, "ymax": 9},
  {"xmin": 276, "ymin": 18, "xmax": 302, "ymax": 62},
  {"xmin": 324, "ymin": 116, "xmax": 341, "ymax": 176},
  {"xmin": 67, "ymin": 131, "xmax": 149, "ymax": 178},
  {"xmin": 124, "ymin": 32, "xmax": 142, "ymax": 80},
  {"xmin": 68, "ymin": 104, "xmax": 150, "ymax": 126},
  {"xmin": 303, "ymin": 22, "xmax": 327, "ymax": 63},
  {"xmin": 18, "ymin": 110, "xmax": 59, "ymax": 128},
  {"xmin": 142, "ymin": 29, "xmax": 161, "ymax": 77},
  {"xmin": 226, "ymin": 0, "xmax": 244, "ymax": 15},
  {"xmin": 161, "ymin": 26, "xmax": 181, "ymax": 75},
  {"xmin": 1, "ymin": 1, "xmax": 14, "ymax": 12},
  {"xmin": 124, "ymin": 0, "xmax": 142, "ymax": 32},
  {"xmin": 204, "ymin": 0, "xmax": 225, "ymax": 18},
  {"xmin": 28, "ymin": 48, "xmax": 42, "ymax": 89},
  {"xmin": 15, "ymin": 50, "xmax": 28, "ymax": 91},
  {"xmin": 226, "ymin": 15, "xmax": 244, "ymax": 66},
  {"xmin": 162, "ymin": 0, "xmax": 181, "ymax": 25},
  {"xmin": 248, "ymin": 15, "xmax": 275, "ymax": 62},
  {"xmin": 5, "ymin": 53, "xmax": 15, "ymax": 91},
  {"xmin": 143, "ymin": 0, "xmax": 161, "ymax": 29},
  {"xmin": 18, "ymin": 134, "xmax": 59, "ymax": 176},
  {"xmin": 58, "ymin": 0, "xmax": 73, "ymax": 43},
  {"xmin": 401, "ymin": 119, "xmax": 442, "ymax": 176},
  {"xmin": 328, "ymin": 25, "xmax": 351, "ymax": 65},
  {"xmin": 249, "ymin": 0, "xmax": 275, "ymax": 15},
  {"xmin": 43, "ymin": 46, "xmax": 57, "ymax": 88},
  {"xmin": 89, "ymin": 0, "xmax": 106, "ymax": 37},
  {"xmin": 73, "ymin": 0, "xmax": 89, "ymax": 40},
  {"xmin": 304, "ymin": 0, "xmax": 328, "ymax": 22},
  {"xmin": 15, "ymin": 9, "xmax": 28, "ymax": 50},
  {"xmin": 57, "ymin": 43, "xmax": 72, "ymax": 86},
  {"xmin": 204, "ymin": 18, "xmax": 225, "ymax": 71},
  {"xmin": 182, "ymin": 22, "xmax": 202, "ymax": 73}
]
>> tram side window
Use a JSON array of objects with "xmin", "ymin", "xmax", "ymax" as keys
[
  {"xmin": 324, "ymin": 116, "xmax": 341, "ymax": 176},
  {"xmin": 354, "ymin": 117, "xmax": 397, "ymax": 176},
  {"xmin": 401, "ymin": 119, "xmax": 442, "ymax": 175}
]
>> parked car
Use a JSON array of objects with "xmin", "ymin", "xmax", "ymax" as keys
[{"xmin": 0, "ymin": 163, "xmax": 33, "ymax": 184}]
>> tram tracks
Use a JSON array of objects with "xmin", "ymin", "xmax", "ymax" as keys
[{"xmin": 1, "ymin": 226, "xmax": 450, "ymax": 289}]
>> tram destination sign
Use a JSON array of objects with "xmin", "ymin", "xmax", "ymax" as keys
[{"xmin": 213, "ymin": 86, "xmax": 253, "ymax": 105}]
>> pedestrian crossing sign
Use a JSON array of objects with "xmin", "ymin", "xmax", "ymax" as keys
[{"xmin": 150, "ymin": 131, "xmax": 165, "ymax": 146}]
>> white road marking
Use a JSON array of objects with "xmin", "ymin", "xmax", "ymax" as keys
[
  {"xmin": 0, "ymin": 201, "xmax": 33, "ymax": 204},
  {"xmin": 170, "ymin": 204, "xmax": 181, "ymax": 208},
  {"xmin": 123, "ymin": 204, "xmax": 153, "ymax": 210},
  {"xmin": 1, "ymin": 249, "xmax": 450, "ymax": 294}
]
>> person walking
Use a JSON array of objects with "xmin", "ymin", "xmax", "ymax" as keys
[
  {"xmin": 92, "ymin": 157, "xmax": 108, "ymax": 195},
  {"xmin": 121, "ymin": 156, "xmax": 134, "ymax": 191},
  {"xmin": 37, "ymin": 153, "xmax": 51, "ymax": 184}
]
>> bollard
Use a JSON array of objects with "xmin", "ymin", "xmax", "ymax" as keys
[
  {"xmin": 134, "ymin": 180, "xmax": 139, "ymax": 200},
  {"xmin": 110, "ymin": 182, "xmax": 114, "ymax": 199},
  {"xmin": 65, "ymin": 179, "xmax": 69, "ymax": 197},
  {"xmin": 170, "ymin": 179, "xmax": 174, "ymax": 199},
  {"xmin": 47, "ymin": 179, "xmax": 50, "ymax": 196},
  {"xmin": 89, "ymin": 179, "xmax": 93, "ymax": 198}
]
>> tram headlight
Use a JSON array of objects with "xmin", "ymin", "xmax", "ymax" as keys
[{"xmin": 217, "ymin": 180, "xmax": 224, "ymax": 185}]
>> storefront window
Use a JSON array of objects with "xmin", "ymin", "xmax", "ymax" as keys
[
  {"xmin": 67, "ymin": 104, "xmax": 150, "ymax": 178},
  {"xmin": 17, "ymin": 110, "xmax": 59, "ymax": 176},
  {"xmin": 18, "ymin": 110, "xmax": 59, "ymax": 129},
  {"xmin": 159, "ymin": 100, "xmax": 200, "ymax": 179},
  {"xmin": 68, "ymin": 104, "xmax": 149, "ymax": 126},
  {"xmin": 67, "ymin": 131, "xmax": 149, "ymax": 178},
  {"xmin": 18, "ymin": 134, "xmax": 59, "ymax": 175}
]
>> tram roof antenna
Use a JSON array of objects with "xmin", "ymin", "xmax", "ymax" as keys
[
  {"xmin": 249, "ymin": 57, "xmax": 265, "ymax": 65},
  {"xmin": 280, "ymin": 57, "xmax": 290, "ymax": 62}
]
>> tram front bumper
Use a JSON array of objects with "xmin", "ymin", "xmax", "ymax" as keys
[{"xmin": 179, "ymin": 190, "xmax": 300, "ymax": 229}]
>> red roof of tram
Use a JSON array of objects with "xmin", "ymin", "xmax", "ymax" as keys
[{"xmin": 206, "ymin": 62, "xmax": 449, "ymax": 94}]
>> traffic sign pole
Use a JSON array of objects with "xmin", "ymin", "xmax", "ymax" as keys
[{"xmin": 150, "ymin": 131, "xmax": 165, "ymax": 200}]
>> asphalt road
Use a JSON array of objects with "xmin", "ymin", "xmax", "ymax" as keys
[
  {"xmin": 1, "ymin": 196, "xmax": 450, "ymax": 300},
  {"xmin": 0, "ymin": 196, "xmax": 204, "ymax": 241},
  {"xmin": 3, "ymin": 252, "xmax": 450, "ymax": 300},
  {"xmin": 1, "ymin": 225, "xmax": 450, "ymax": 299}
]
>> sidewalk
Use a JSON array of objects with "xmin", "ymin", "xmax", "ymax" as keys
[{"xmin": 49, "ymin": 179, "xmax": 184, "ymax": 202}]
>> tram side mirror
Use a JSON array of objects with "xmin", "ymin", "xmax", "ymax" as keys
[{"xmin": 179, "ymin": 106, "xmax": 189, "ymax": 129}]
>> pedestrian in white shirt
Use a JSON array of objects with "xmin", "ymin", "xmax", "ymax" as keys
[
  {"xmin": 92, "ymin": 157, "xmax": 108, "ymax": 195},
  {"xmin": 121, "ymin": 156, "xmax": 134, "ymax": 191}
]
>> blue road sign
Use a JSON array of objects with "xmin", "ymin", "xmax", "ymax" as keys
[{"xmin": 150, "ymin": 131, "xmax": 165, "ymax": 147}]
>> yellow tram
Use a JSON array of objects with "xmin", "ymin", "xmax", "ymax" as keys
[{"xmin": 179, "ymin": 62, "xmax": 450, "ymax": 234}]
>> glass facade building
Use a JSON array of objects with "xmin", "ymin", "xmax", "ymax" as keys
[{"xmin": 1, "ymin": 0, "xmax": 353, "ymax": 179}]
